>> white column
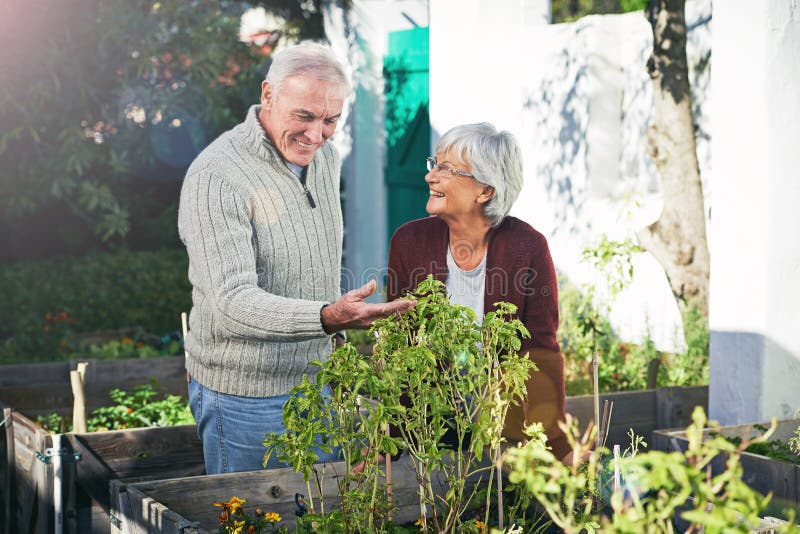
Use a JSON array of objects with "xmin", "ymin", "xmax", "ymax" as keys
[{"xmin": 709, "ymin": 0, "xmax": 800, "ymax": 424}]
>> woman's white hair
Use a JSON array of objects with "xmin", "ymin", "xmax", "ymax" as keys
[
  {"xmin": 265, "ymin": 41, "xmax": 351, "ymax": 97},
  {"xmin": 434, "ymin": 122, "xmax": 524, "ymax": 227}
]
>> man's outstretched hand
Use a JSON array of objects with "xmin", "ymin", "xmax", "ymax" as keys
[{"xmin": 321, "ymin": 280, "xmax": 415, "ymax": 333}]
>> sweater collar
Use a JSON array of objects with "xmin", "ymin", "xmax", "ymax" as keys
[{"xmin": 238, "ymin": 105, "xmax": 284, "ymax": 164}]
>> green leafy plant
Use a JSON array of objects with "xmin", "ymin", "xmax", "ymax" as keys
[
  {"xmin": 558, "ymin": 232, "xmax": 709, "ymax": 394},
  {"xmin": 506, "ymin": 407, "xmax": 797, "ymax": 533},
  {"xmin": 718, "ymin": 423, "xmax": 800, "ymax": 465},
  {"xmin": 371, "ymin": 276, "xmax": 535, "ymax": 532},
  {"xmin": 87, "ymin": 382, "xmax": 193, "ymax": 432},
  {"xmin": 264, "ymin": 276, "xmax": 535, "ymax": 533}
]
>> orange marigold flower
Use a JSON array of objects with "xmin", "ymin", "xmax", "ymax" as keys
[
  {"xmin": 227, "ymin": 496, "xmax": 246, "ymax": 513},
  {"xmin": 121, "ymin": 337, "xmax": 133, "ymax": 344},
  {"xmin": 248, "ymin": 526, "xmax": 255, "ymax": 533},
  {"xmin": 264, "ymin": 512, "xmax": 281, "ymax": 523},
  {"xmin": 475, "ymin": 520, "xmax": 486, "ymax": 532}
]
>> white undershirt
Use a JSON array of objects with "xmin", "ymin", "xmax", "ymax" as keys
[{"xmin": 446, "ymin": 245, "xmax": 487, "ymax": 324}]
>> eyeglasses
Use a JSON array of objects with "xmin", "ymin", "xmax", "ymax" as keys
[{"xmin": 426, "ymin": 156, "xmax": 475, "ymax": 179}]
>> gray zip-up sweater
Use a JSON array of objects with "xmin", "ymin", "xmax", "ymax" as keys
[{"xmin": 178, "ymin": 105, "xmax": 342, "ymax": 397}]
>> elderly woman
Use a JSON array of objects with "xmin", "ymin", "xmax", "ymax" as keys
[{"xmin": 387, "ymin": 122, "xmax": 569, "ymax": 460}]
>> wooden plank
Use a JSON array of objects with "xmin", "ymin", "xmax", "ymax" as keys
[
  {"xmin": 655, "ymin": 385, "xmax": 708, "ymax": 430},
  {"xmin": 115, "ymin": 455, "xmax": 489, "ymax": 533},
  {"xmin": 0, "ymin": 356, "xmax": 188, "ymax": 419},
  {"xmin": 653, "ymin": 419, "xmax": 800, "ymax": 517},
  {"xmin": 0, "ymin": 361, "xmax": 72, "ymax": 387},
  {"xmin": 67, "ymin": 425, "xmax": 204, "ymax": 511},
  {"xmin": 567, "ymin": 389, "xmax": 657, "ymax": 447},
  {"xmin": 2, "ymin": 406, "xmax": 16, "ymax": 534}
]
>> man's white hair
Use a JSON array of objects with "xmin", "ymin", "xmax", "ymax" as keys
[{"xmin": 265, "ymin": 41, "xmax": 351, "ymax": 97}]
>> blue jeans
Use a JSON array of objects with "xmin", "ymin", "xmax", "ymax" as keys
[{"xmin": 188, "ymin": 377, "xmax": 339, "ymax": 474}]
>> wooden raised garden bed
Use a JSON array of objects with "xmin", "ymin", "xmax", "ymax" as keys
[
  {"xmin": 565, "ymin": 384, "xmax": 708, "ymax": 447},
  {"xmin": 106, "ymin": 385, "xmax": 708, "ymax": 534},
  {"xmin": 111, "ymin": 454, "xmax": 473, "ymax": 533},
  {"xmin": 0, "ymin": 352, "xmax": 708, "ymax": 534},
  {"xmin": 653, "ymin": 418, "xmax": 800, "ymax": 518},
  {"xmin": 0, "ymin": 356, "xmax": 204, "ymax": 534}
]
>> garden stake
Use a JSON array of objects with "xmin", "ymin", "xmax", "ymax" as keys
[
  {"xmin": 181, "ymin": 312, "xmax": 190, "ymax": 381},
  {"xmin": 384, "ymin": 422, "xmax": 393, "ymax": 521},
  {"xmin": 592, "ymin": 352, "xmax": 600, "ymax": 449},
  {"xmin": 180, "ymin": 312, "xmax": 188, "ymax": 354},
  {"xmin": 71, "ymin": 361, "xmax": 88, "ymax": 433},
  {"xmin": 601, "ymin": 401, "xmax": 614, "ymax": 449},
  {"xmin": 613, "ymin": 444, "xmax": 621, "ymax": 492}
]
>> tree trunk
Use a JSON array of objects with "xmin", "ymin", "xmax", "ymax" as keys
[{"xmin": 638, "ymin": 0, "xmax": 710, "ymax": 317}]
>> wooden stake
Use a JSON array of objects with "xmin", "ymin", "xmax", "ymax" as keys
[
  {"xmin": 384, "ymin": 423, "xmax": 393, "ymax": 521},
  {"xmin": 181, "ymin": 312, "xmax": 189, "ymax": 382},
  {"xmin": 70, "ymin": 362, "xmax": 88, "ymax": 434},
  {"xmin": 592, "ymin": 352, "xmax": 600, "ymax": 449}
]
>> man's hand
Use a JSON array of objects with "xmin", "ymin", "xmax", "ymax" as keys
[{"xmin": 321, "ymin": 280, "xmax": 415, "ymax": 333}]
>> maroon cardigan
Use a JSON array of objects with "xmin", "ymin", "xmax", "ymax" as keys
[{"xmin": 387, "ymin": 215, "xmax": 569, "ymax": 459}]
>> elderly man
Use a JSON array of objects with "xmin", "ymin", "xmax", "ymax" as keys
[{"xmin": 178, "ymin": 41, "xmax": 413, "ymax": 474}]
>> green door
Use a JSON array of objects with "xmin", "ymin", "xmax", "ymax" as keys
[{"xmin": 384, "ymin": 27, "xmax": 430, "ymax": 246}]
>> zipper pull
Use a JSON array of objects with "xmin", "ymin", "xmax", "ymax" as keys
[{"xmin": 303, "ymin": 185, "xmax": 316, "ymax": 208}]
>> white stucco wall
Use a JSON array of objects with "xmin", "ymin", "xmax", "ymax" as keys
[
  {"xmin": 708, "ymin": 0, "xmax": 800, "ymax": 424},
  {"xmin": 325, "ymin": 0, "xmax": 429, "ymax": 295},
  {"xmin": 429, "ymin": 1, "xmax": 711, "ymax": 353}
]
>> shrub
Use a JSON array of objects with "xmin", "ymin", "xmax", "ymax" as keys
[{"xmin": 0, "ymin": 248, "xmax": 191, "ymax": 363}]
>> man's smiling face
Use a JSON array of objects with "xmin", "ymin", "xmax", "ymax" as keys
[{"xmin": 259, "ymin": 75, "xmax": 344, "ymax": 166}]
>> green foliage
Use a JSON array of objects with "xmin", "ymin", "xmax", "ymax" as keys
[
  {"xmin": 0, "ymin": 248, "xmax": 190, "ymax": 363},
  {"xmin": 790, "ymin": 418, "xmax": 800, "ymax": 457},
  {"xmin": 265, "ymin": 276, "xmax": 535, "ymax": 533},
  {"xmin": 507, "ymin": 408, "xmax": 793, "ymax": 533},
  {"xmin": 86, "ymin": 382, "xmax": 193, "ymax": 432},
  {"xmin": 552, "ymin": 0, "xmax": 647, "ymax": 23},
  {"xmin": 0, "ymin": 1, "xmax": 325, "ymax": 256},
  {"xmin": 35, "ymin": 381, "xmax": 192, "ymax": 433},
  {"xmin": 719, "ymin": 424, "xmax": 799, "ymax": 465},
  {"xmin": 558, "ymin": 233, "xmax": 709, "ymax": 395}
]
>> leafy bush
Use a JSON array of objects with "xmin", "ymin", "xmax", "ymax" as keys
[
  {"xmin": 558, "ymin": 276, "xmax": 709, "ymax": 395},
  {"xmin": 0, "ymin": 1, "xmax": 327, "ymax": 261},
  {"xmin": 507, "ymin": 408, "xmax": 797, "ymax": 533},
  {"xmin": 0, "ymin": 248, "xmax": 191, "ymax": 363},
  {"xmin": 265, "ymin": 276, "xmax": 534, "ymax": 532}
]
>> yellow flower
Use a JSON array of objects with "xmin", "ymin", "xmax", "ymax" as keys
[
  {"xmin": 231, "ymin": 520, "xmax": 246, "ymax": 534},
  {"xmin": 264, "ymin": 512, "xmax": 281, "ymax": 523},
  {"xmin": 415, "ymin": 516, "xmax": 426, "ymax": 528},
  {"xmin": 475, "ymin": 520, "xmax": 486, "ymax": 532},
  {"xmin": 228, "ymin": 496, "xmax": 246, "ymax": 514}
]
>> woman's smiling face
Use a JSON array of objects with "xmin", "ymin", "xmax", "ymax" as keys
[
  {"xmin": 259, "ymin": 75, "xmax": 344, "ymax": 166},
  {"xmin": 425, "ymin": 148, "xmax": 492, "ymax": 222}
]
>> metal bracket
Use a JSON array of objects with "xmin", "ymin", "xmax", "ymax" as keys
[
  {"xmin": 109, "ymin": 512, "xmax": 122, "ymax": 529},
  {"xmin": 35, "ymin": 448, "xmax": 82, "ymax": 465},
  {"xmin": 178, "ymin": 520, "xmax": 201, "ymax": 532}
]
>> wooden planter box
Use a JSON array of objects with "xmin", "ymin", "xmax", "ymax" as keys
[
  {"xmin": 0, "ymin": 356, "xmax": 708, "ymax": 534},
  {"xmin": 0, "ymin": 356, "xmax": 204, "ymax": 534},
  {"xmin": 566, "ymin": 385, "xmax": 708, "ymax": 447},
  {"xmin": 653, "ymin": 418, "xmax": 800, "ymax": 518},
  {"xmin": 110, "ymin": 454, "xmax": 480, "ymax": 534}
]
